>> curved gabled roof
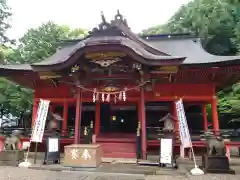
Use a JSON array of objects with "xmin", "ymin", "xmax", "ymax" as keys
[
  {"xmin": 32, "ymin": 36, "xmax": 185, "ymax": 68},
  {"xmin": 0, "ymin": 11, "xmax": 240, "ymax": 74},
  {"xmin": 144, "ymin": 36, "xmax": 240, "ymax": 66},
  {"xmin": 0, "ymin": 64, "xmax": 32, "ymax": 70}
]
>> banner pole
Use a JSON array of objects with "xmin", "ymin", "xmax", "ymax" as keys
[
  {"xmin": 190, "ymin": 147, "xmax": 197, "ymax": 168},
  {"xmin": 19, "ymin": 99, "xmax": 50, "ymax": 168},
  {"xmin": 34, "ymin": 142, "xmax": 38, "ymax": 164},
  {"xmin": 175, "ymin": 99, "xmax": 204, "ymax": 175}
]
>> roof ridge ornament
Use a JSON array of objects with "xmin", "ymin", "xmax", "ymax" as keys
[
  {"xmin": 112, "ymin": 10, "xmax": 128, "ymax": 27},
  {"xmin": 89, "ymin": 10, "xmax": 129, "ymax": 36},
  {"xmin": 98, "ymin": 11, "xmax": 110, "ymax": 30},
  {"xmin": 101, "ymin": 11, "xmax": 107, "ymax": 24}
]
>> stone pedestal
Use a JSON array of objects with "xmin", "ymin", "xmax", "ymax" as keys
[
  {"xmin": 201, "ymin": 155, "xmax": 235, "ymax": 174},
  {"xmin": 64, "ymin": 144, "xmax": 102, "ymax": 168},
  {"xmin": 0, "ymin": 150, "xmax": 24, "ymax": 166}
]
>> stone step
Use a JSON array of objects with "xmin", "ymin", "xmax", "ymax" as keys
[{"xmin": 103, "ymin": 152, "xmax": 136, "ymax": 158}]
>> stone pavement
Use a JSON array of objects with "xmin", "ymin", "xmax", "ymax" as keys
[
  {"xmin": 1, "ymin": 166, "xmax": 240, "ymax": 180},
  {"xmin": 4, "ymin": 153, "xmax": 240, "ymax": 180},
  {"xmin": 0, "ymin": 166, "xmax": 144, "ymax": 180}
]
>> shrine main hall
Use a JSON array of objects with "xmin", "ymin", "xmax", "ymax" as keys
[{"xmin": 0, "ymin": 12, "xmax": 240, "ymax": 159}]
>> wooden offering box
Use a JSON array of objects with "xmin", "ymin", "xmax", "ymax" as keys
[{"xmin": 64, "ymin": 144, "xmax": 102, "ymax": 167}]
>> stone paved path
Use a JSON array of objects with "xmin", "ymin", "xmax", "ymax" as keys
[
  {"xmin": 146, "ymin": 174, "xmax": 240, "ymax": 180},
  {"xmin": 0, "ymin": 167, "xmax": 145, "ymax": 180},
  {"xmin": 1, "ymin": 167, "xmax": 240, "ymax": 180}
]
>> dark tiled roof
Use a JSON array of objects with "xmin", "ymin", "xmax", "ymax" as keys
[
  {"xmin": 0, "ymin": 64, "xmax": 33, "ymax": 70},
  {"xmin": 146, "ymin": 38, "xmax": 240, "ymax": 65},
  {"xmin": 32, "ymin": 36, "xmax": 185, "ymax": 66}
]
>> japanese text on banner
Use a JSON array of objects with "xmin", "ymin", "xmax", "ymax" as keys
[
  {"xmin": 175, "ymin": 99, "xmax": 192, "ymax": 148},
  {"xmin": 31, "ymin": 99, "xmax": 50, "ymax": 143}
]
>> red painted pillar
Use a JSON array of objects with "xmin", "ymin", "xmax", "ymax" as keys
[
  {"xmin": 202, "ymin": 104, "xmax": 208, "ymax": 131},
  {"xmin": 49, "ymin": 104, "xmax": 54, "ymax": 113},
  {"xmin": 140, "ymin": 86, "xmax": 147, "ymax": 159},
  {"xmin": 172, "ymin": 101, "xmax": 179, "ymax": 134},
  {"xmin": 62, "ymin": 101, "xmax": 68, "ymax": 136},
  {"xmin": 95, "ymin": 102, "xmax": 100, "ymax": 135},
  {"xmin": 211, "ymin": 97, "xmax": 220, "ymax": 135},
  {"xmin": 74, "ymin": 89, "xmax": 82, "ymax": 144},
  {"xmin": 31, "ymin": 99, "xmax": 38, "ymax": 128}
]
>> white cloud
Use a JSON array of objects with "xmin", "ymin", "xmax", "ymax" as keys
[{"xmin": 7, "ymin": 0, "xmax": 191, "ymax": 39}]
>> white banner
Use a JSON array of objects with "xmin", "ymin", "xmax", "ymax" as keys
[
  {"xmin": 31, "ymin": 99, "xmax": 50, "ymax": 143},
  {"xmin": 160, "ymin": 138, "xmax": 172, "ymax": 164},
  {"xmin": 175, "ymin": 99, "xmax": 192, "ymax": 148}
]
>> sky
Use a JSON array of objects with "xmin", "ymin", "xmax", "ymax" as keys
[{"xmin": 7, "ymin": 0, "xmax": 192, "ymax": 39}]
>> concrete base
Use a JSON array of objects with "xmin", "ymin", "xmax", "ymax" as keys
[
  {"xmin": 201, "ymin": 155, "xmax": 235, "ymax": 174},
  {"xmin": 0, "ymin": 150, "xmax": 24, "ymax": 166}
]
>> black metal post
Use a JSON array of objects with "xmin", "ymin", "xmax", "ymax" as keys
[
  {"xmin": 136, "ymin": 127, "xmax": 142, "ymax": 161},
  {"xmin": 88, "ymin": 121, "xmax": 94, "ymax": 143},
  {"xmin": 83, "ymin": 126, "xmax": 89, "ymax": 144}
]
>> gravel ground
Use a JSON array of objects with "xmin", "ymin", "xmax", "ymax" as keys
[{"xmin": 1, "ymin": 167, "xmax": 240, "ymax": 180}]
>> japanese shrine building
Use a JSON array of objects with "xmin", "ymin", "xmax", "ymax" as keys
[{"xmin": 1, "ymin": 12, "xmax": 240, "ymax": 159}]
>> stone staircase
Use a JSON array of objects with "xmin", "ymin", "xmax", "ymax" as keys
[{"xmin": 100, "ymin": 142, "xmax": 136, "ymax": 158}]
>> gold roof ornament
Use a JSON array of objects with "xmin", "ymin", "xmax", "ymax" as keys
[
  {"xmin": 102, "ymin": 86, "xmax": 118, "ymax": 92},
  {"xmin": 39, "ymin": 72, "xmax": 61, "ymax": 79},
  {"xmin": 85, "ymin": 52, "xmax": 126, "ymax": 67},
  {"xmin": 85, "ymin": 52, "xmax": 126, "ymax": 60},
  {"xmin": 71, "ymin": 65, "xmax": 80, "ymax": 73},
  {"xmin": 151, "ymin": 66, "xmax": 179, "ymax": 74}
]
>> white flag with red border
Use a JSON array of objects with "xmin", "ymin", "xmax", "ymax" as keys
[{"xmin": 175, "ymin": 99, "xmax": 192, "ymax": 148}]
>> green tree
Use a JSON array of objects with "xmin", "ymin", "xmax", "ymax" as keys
[
  {"xmin": 0, "ymin": 0, "xmax": 12, "ymax": 43},
  {"xmin": 143, "ymin": 0, "xmax": 240, "ymax": 116},
  {"xmin": 2, "ymin": 22, "xmax": 87, "ymax": 118},
  {"xmin": 144, "ymin": 0, "xmax": 240, "ymax": 55},
  {"xmin": 10, "ymin": 22, "xmax": 87, "ymax": 64},
  {"xmin": 0, "ymin": 0, "xmax": 12, "ymax": 63}
]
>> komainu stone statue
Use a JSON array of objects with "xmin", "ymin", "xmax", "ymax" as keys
[
  {"xmin": 4, "ymin": 135, "xmax": 20, "ymax": 150},
  {"xmin": 201, "ymin": 132, "xmax": 235, "ymax": 174},
  {"xmin": 207, "ymin": 136, "xmax": 226, "ymax": 156},
  {"xmin": 159, "ymin": 113, "xmax": 175, "ymax": 132},
  {"xmin": 0, "ymin": 130, "xmax": 24, "ymax": 166},
  {"xmin": 4, "ymin": 130, "xmax": 22, "ymax": 150}
]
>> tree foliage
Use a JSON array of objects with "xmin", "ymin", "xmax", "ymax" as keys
[
  {"xmin": 1, "ymin": 22, "xmax": 87, "ymax": 118},
  {"xmin": 7, "ymin": 22, "xmax": 87, "ymax": 64},
  {"xmin": 0, "ymin": 0, "xmax": 12, "ymax": 43},
  {"xmin": 143, "ymin": 0, "xmax": 240, "ymax": 115}
]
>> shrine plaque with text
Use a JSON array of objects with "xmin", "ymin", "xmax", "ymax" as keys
[{"xmin": 63, "ymin": 144, "xmax": 102, "ymax": 167}]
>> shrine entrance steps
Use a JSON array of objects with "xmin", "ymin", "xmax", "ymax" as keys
[{"xmin": 96, "ymin": 133, "xmax": 136, "ymax": 158}]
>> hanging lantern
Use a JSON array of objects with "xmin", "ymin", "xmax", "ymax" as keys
[
  {"xmin": 106, "ymin": 94, "xmax": 110, "ymax": 102},
  {"xmin": 123, "ymin": 91, "xmax": 126, "ymax": 101},
  {"xmin": 101, "ymin": 93, "xmax": 105, "ymax": 102}
]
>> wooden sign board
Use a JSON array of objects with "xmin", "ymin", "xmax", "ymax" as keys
[{"xmin": 43, "ymin": 137, "xmax": 60, "ymax": 164}]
